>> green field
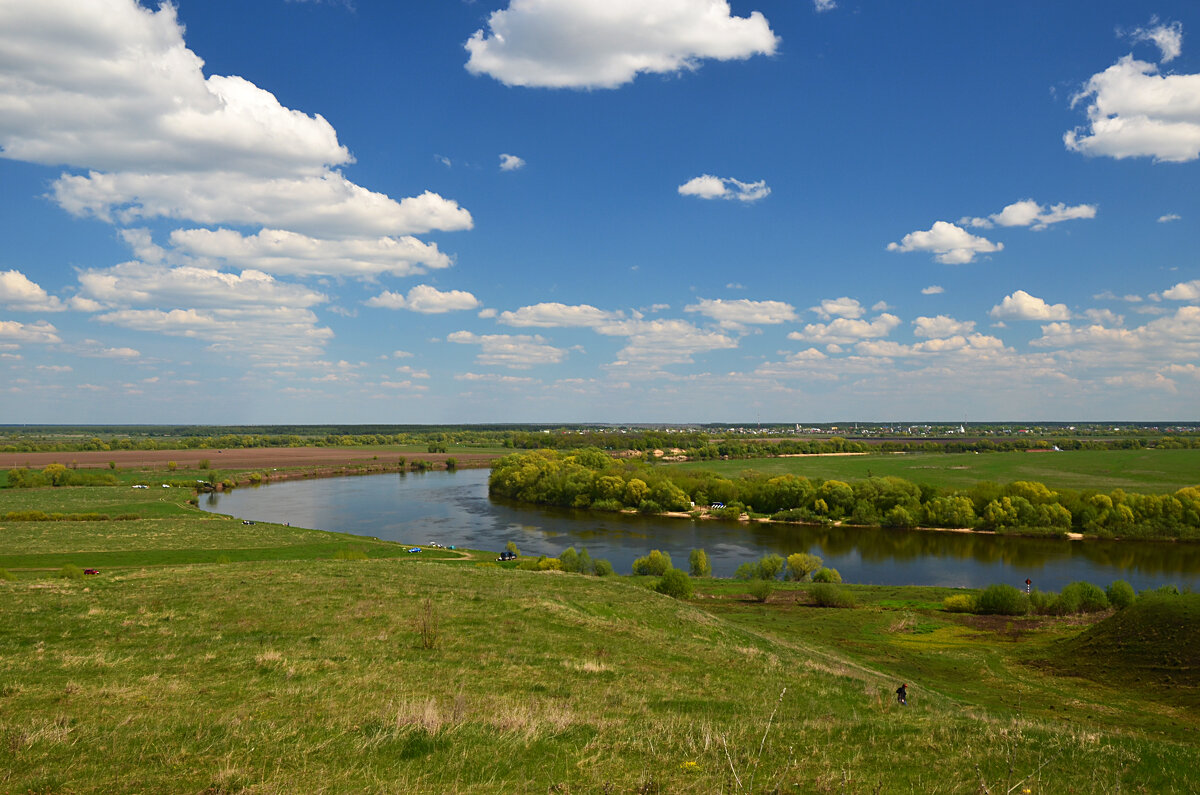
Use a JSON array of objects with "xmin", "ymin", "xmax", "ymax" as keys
[
  {"xmin": 2, "ymin": 478, "xmax": 1199, "ymax": 792},
  {"xmin": 673, "ymin": 448, "xmax": 1200, "ymax": 493}
]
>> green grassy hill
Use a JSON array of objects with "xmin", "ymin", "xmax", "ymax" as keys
[
  {"xmin": 1051, "ymin": 593, "xmax": 1200, "ymax": 695},
  {"xmin": 2, "ymin": 477, "xmax": 1199, "ymax": 792}
]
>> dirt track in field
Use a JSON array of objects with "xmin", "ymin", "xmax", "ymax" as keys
[{"xmin": 0, "ymin": 448, "xmax": 500, "ymax": 471}]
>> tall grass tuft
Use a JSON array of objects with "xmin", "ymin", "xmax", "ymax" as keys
[{"xmin": 415, "ymin": 597, "xmax": 439, "ymax": 650}]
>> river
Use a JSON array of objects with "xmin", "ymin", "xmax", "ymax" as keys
[{"xmin": 201, "ymin": 468, "xmax": 1200, "ymax": 591}]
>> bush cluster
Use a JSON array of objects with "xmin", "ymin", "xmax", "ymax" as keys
[
  {"xmin": 951, "ymin": 579, "xmax": 1150, "ymax": 616},
  {"xmin": 654, "ymin": 569, "xmax": 693, "ymax": 599}
]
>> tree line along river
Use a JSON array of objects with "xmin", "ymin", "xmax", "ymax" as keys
[{"xmin": 201, "ymin": 468, "xmax": 1200, "ymax": 592}]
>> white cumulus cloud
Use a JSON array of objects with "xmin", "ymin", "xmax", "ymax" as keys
[
  {"xmin": 1129, "ymin": 19, "xmax": 1183, "ymax": 63},
  {"xmin": 447, "ymin": 331, "xmax": 567, "ymax": 368},
  {"xmin": 887, "ymin": 221, "xmax": 1002, "ymax": 264},
  {"xmin": 961, "ymin": 199, "xmax": 1097, "ymax": 230},
  {"xmin": 788, "ymin": 313, "xmax": 901, "ymax": 345},
  {"xmin": 464, "ymin": 0, "xmax": 779, "ymax": 89},
  {"xmin": 912, "ymin": 315, "xmax": 976, "ymax": 338},
  {"xmin": 365, "ymin": 285, "xmax": 480, "ymax": 313},
  {"xmin": 170, "ymin": 228, "xmax": 451, "ymax": 278},
  {"xmin": 0, "ymin": 320, "xmax": 61, "ymax": 344},
  {"xmin": 1162, "ymin": 279, "xmax": 1200, "ymax": 301},
  {"xmin": 0, "ymin": 270, "xmax": 65, "ymax": 312},
  {"xmin": 811, "ymin": 297, "xmax": 863, "ymax": 320},
  {"xmin": 1065, "ymin": 45, "xmax": 1200, "ymax": 163},
  {"xmin": 685, "ymin": 298, "xmax": 796, "ymax": 327},
  {"xmin": 678, "ymin": 174, "xmax": 770, "ymax": 202},
  {"xmin": 989, "ymin": 290, "xmax": 1071, "ymax": 321},
  {"xmin": 498, "ymin": 302, "xmax": 623, "ymax": 328},
  {"xmin": 499, "ymin": 153, "xmax": 526, "ymax": 171}
]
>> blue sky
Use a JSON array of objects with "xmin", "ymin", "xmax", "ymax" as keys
[{"xmin": 1, "ymin": 0, "xmax": 1198, "ymax": 423}]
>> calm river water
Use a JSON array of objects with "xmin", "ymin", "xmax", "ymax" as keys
[{"xmin": 202, "ymin": 468, "xmax": 1200, "ymax": 591}]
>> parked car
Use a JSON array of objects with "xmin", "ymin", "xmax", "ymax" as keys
[
  {"xmin": 407, "ymin": 547, "xmax": 421, "ymax": 553},
  {"xmin": 83, "ymin": 569, "xmax": 99, "ymax": 575}
]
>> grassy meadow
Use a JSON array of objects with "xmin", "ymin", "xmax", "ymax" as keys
[
  {"xmin": 2, "ymin": 467, "xmax": 1199, "ymax": 792},
  {"xmin": 672, "ymin": 447, "xmax": 1200, "ymax": 493}
]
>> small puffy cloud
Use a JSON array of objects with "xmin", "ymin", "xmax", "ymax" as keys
[
  {"xmin": 0, "ymin": 320, "xmax": 61, "ymax": 344},
  {"xmin": 455, "ymin": 372, "xmax": 535, "ymax": 385},
  {"xmin": 97, "ymin": 306, "xmax": 333, "ymax": 360},
  {"xmin": 53, "ymin": 172, "xmax": 472, "ymax": 238},
  {"xmin": 788, "ymin": 313, "xmax": 901, "ymax": 345},
  {"xmin": 811, "ymin": 296, "xmax": 863, "ymax": 319},
  {"xmin": 464, "ymin": 0, "xmax": 779, "ymax": 89},
  {"xmin": 499, "ymin": 153, "xmax": 525, "ymax": 171},
  {"xmin": 603, "ymin": 318, "xmax": 737, "ymax": 366},
  {"xmin": 1129, "ymin": 19, "xmax": 1183, "ymax": 62},
  {"xmin": 169, "ymin": 228, "xmax": 451, "ymax": 278},
  {"xmin": 365, "ymin": 284, "xmax": 480, "ymax": 313},
  {"xmin": 813, "ymin": 0, "xmax": 836, "ymax": 12},
  {"xmin": 499, "ymin": 302, "xmax": 622, "ymax": 328},
  {"xmin": 912, "ymin": 315, "xmax": 976, "ymax": 338},
  {"xmin": 68, "ymin": 339, "xmax": 142, "ymax": 359},
  {"xmin": 887, "ymin": 221, "xmax": 1002, "ymax": 264},
  {"xmin": 36, "ymin": 364, "xmax": 72, "ymax": 373},
  {"xmin": 447, "ymin": 330, "xmax": 566, "ymax": 368},
  {"xmin": 921, "ymin": 285, "xmax": 944, "ymax": 295},
  {"xmin": 685, "ymin": 298, "xmax": 796, "ymax": 327},
  {"xmin": 961, "ymin": 199, "xmax": 1097, "ymax": 230},
  {"xmin": 1158, "ymin": 213, "xmax": 1181, "ymax": 223},
  {"xmin": 678, "ymin": 174, "xmax": 770, "ymax": 202},
  {"xmin": 1065, "ymin": 50, "xmax": 1200, "ymax": 163},
  {"xmin": 1162, "ymin": 279, "xmax": 1200, "ymax": 301},
  {"xmin": 76, "ymin": 261, "xmax": 326, "ymax": 309},
  {"xmin": 989, "ymin": 290, "xmax": 1071, "ymax": 321},
  {"xmin": 1083, "ymin": 308, "xmax": 1124, "ymax": 326},
  {"xmin": 0, "ymin": 270, "xmax": 65, "ymax": 312}
]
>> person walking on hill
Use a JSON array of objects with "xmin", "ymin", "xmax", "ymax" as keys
[{"xmin": 895, "ymin": 683, "xmax": 907, "ymax": 706}]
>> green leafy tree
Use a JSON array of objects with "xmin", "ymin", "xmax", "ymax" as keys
[
  {"xmin": 504, "ymin": 541, "xmax": 520, "ymax": 556},
  {"xmin": 786, "ymin": 552, "xmax": 822, "ymax": 581},
  {"xmin": 632, "ymin": 549, "xmax": 672, "ymax": 576},
  {"xmin": 688, "ymin": 548, "xmax": 712, "ymax": 578}
]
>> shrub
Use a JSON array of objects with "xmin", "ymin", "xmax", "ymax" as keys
[
  {"xmin": 942, "ymin": 594, "xmax": 976, "ymax": 613},
  {"xmin": 785, "ymin": 552, "xmax": 822, "ymax": 581},
  {"xmin": 654, "ymin": 568, "xmax": 693, "ymax": 599},
  {"xmin": 445, "ymin": 457, "xmax": 458, "ymax": 470},
  {"xmin": 689, "ymin": 548, "xmax": 712, "ymax": 577},
  {"xmin": 215, "ymin": 555, "xmax": 232, "ymax": 565},
  {"xmin": 976, "ymin": 584, "xmax": 1029, "ymax": 616},
  {"xmin": 632, "ymin": 549, "xmax": 672, "ymax": 576},
  {"xmin": 733, "ymin": 562, "xmax": 759, "ymax": 581},
  {"xmin": 577, "ymin": 547, "xmax": 594, "ymax": 575},
  {"xmin": 811, "ymin": 567, "xmax": 842, "ymax": 584},
  {"xmin": 1106, "ymin": 579, "xmax": 1135, "ymax": 610},
  {"xmin": 1029, "ymin": 589, "xmax": 1057, "ymax": 615},
  {"xmin": 504, "ymin": 540, "xmax": 520, "ymax": 556},
  {"xmin": 593, "ymin": 559, "xmax": 615, "ymax": 577},
  {"xmin": 0, "ymin": 568, "xmax": 15, "ymax": 581},
  {"xmin": 198, "ymin": 459, "xmax": 210, "ymax": 470},
  {"xmin": 1060, "ymin": 581, "xmax": 1108, "ymax": 613},
  {"xmin": 247, "ymin": 472, "xmax": 264, "ymax": 484},
  {"xmin": 746, "ymin": 579, "xmax": 775, "ymax": 603},
  {"xmin": 757, "ymin": 553, "xmax": 785, "ymax": 581},
  {"xmin": 108, "ymin": 461, "xmax": 117, "ymax": 470},
  {"xmin": 559, "ymin": 547, "xmax": 580, "ymax": 573},
  {"xmin": 167, "ymin": 461, "xmax": 178, "ymax": 471},
  {"xmin": 333, "ymin": 548, "xmax": 368, "ymax": 561},
  {"xmin": 591, "ymin": 498, "xmax": 624, "ymax": 512},
  {"xmin": 637, "ymin": 499, "xmax": 663, "ymax": 515},
  {"xmin": 59, "ymin": 564, "xmax": 85, "ymax": 580},
  {"xmin": 809, "ymin": 583, "xmax": 856, "ymax": 608}
]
